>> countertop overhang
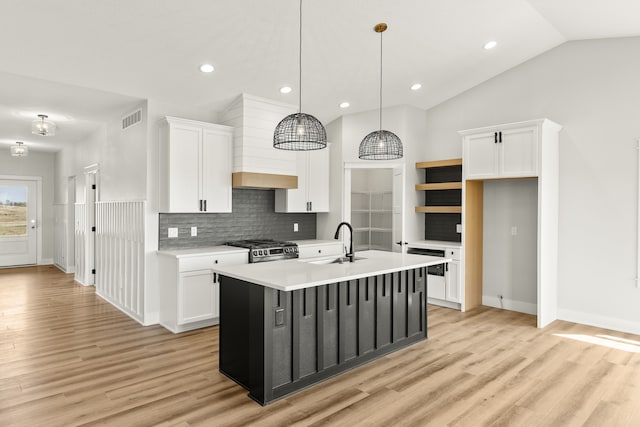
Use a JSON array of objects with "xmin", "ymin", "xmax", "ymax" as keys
[{"xmin": 213, "ymin": 250, "xmax": 451, "ymax": 291}]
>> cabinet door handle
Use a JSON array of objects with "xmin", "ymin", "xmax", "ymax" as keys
[
  {"xmin": 309, "ymin": 201, "xmax": 312, "ymax": 211},
  {"xmin": 494, "ymin": 132, "xmax": 497, "ymax": 144},
  {"xmin": 199, "ymin": 199, "xmax": 203, "ymax": 211},
  {"xmin": 499, "ymin": 131, "xmax": 502, "ymax": 143},
  {"xmin": 204, "ymin": 200, "xmax": 207, "ymax": 212}
]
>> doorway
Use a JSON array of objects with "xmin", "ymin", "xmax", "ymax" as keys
[
  {"xmin": 0, "ymin": 176, "xmax": 40, "ymax": 267},
  {"xmin": 343, "ymin": 162, "xmax": 405, "ymax": 253}
]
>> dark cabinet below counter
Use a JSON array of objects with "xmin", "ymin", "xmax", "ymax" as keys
[{"xmin": 219, "ymin": 267, "xmax": 427, "ymax": 405}]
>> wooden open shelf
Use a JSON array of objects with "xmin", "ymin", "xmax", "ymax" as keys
[
  {"xmin": 415, "ymin": 182, "xmax": 462, "ymax": 191},
  {"xmin": 415, "ymin": 206, "xmax": 462, "ymax": 214},
  {"xmin": 416, "ymin": 158, "xmax": 462, "ymax": 169}
]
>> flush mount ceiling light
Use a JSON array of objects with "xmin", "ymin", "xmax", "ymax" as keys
[
  {"xmin": 10, "ymin": 141, "xmax": 28, "ymax": 157},
  {"xmin": 484, "ymin": 41, "xmax": 497, "ymax": 50},
  {"xmin": 339, "ymin": 102, "xmax": 350, "ymax": 109},
  {"xmin": 32, "ymin": 114, "xmax": 56, "ymax": 136},
  {"xmin": 280, "ymin": 86, "xmax": 292, "ymax": 94},
  {"xmin": 411, "ymin": 83, "xmax": 422, "ymax": 91},
  {"xmin": 273, "ymin": 0, "xmax": 327, "ymax": 151},
  {"xmin": 359, "ymin": 23, "xmax": 403, "ymax": 160},
  {"xmin": 200, "ymin": 64, "xmax": 214, "ymax": 73}
]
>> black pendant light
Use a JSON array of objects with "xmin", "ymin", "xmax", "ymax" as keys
[
  {"xmin": 359, "ymin": 23, "xmax": 403, "ymax": 160},
  {"xmin": 273, "ymin": 0, "xmax": 327, "ymax": 150}
]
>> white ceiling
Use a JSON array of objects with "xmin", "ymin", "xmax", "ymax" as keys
[{"xmin": 1, "ymin": 0, "xmax": 639, "ymax": 153}]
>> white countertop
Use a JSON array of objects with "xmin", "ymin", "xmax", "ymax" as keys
[
  {"xmin": 292, "ymin": 239, "xmax": 342, "ymax": 247},
  {"xmin": 157, "ymin": 246, "xmax": 249, "ymax": 258},
  {"xmin": 213, "ymin": 250, "xmax": 451, "ymax": 291},
  {"xmin": 407, "ymin": 240, "xmax": 462, "ymax": 249}
]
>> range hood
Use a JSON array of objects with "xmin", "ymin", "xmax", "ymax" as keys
[
  {"xmin": 223, "ymin": 94, "xmax": 299, "ymax": 189},
  {"xmin": 231, "ymin": 172, "xmax": 297, "ymax": 189}
]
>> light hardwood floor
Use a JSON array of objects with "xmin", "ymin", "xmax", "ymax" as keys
[{"xmin": 1, "ymin": 266, "xmax": 639, "ymax": 426}]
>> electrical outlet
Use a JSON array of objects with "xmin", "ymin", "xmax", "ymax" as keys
[
  {"xmin": 191, "ymin": 226, "xmax": 197, "ymax": 237},
  {"xmin": 456, "ymin": 224, "xmax": 462, "ymax": 233},
  {"xmin": 168, "ymin": 227, "xmax": 178, "ymax": 238},
  {"xmin": 511, "ymin": 226, "xmax": 518, "ymax": 236},
  {"xmin": 294, "ymin": 223, "xmax": 299, "ymax": 232}
]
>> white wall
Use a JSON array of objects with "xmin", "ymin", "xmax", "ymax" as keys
[
  {"xmin": 322, "ymin": 105, "xmax": 427, "ymax": 243},
  {"xmin": 483, "ymin": 179, "xmax": 538, "ymax": 313},
  {"xmin": 0, "ymin": 149, "xmax": 55, "ymax": 263},
  {"xmin": 422, "ymin": 37, "xmax": 640, "ymax": 333}
]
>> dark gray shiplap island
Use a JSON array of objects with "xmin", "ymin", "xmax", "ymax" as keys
[{"xmin": 213, "ymin": 250, "xmax": 449, "ymax": 405}]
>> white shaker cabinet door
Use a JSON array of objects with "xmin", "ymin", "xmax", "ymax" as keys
[
  {"xmin": 201, "ymin": 128, "xmax": 233, "ymax": 213},
  {"xmin": 178, "ymin": 269, "xmax": 216, "ymax": 325},
  {"xmin": 446, "ymin": 260, "xmax": 461, "ymax": 303},
  {"xmin": 168, "ymin": 125, "xmax": 202, "ymax": 212},
  {"xmin": 463, "ymin": 132, "xmax": 499, "ymax": 180},
  {"xmin": 307, "ymin": 147, "xmax": 330, "ymax": 212},
  {"xmin": 500, "ymin": 126, "xmax": 538, "ymax": 178}
]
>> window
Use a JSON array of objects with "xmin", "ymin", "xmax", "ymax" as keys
[{"xmin": 0, "ymin": 185, "xmax": 28, "ymax": 236}]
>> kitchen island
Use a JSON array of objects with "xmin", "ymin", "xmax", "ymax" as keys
[{"xmin": 213, "ymin": 250, "xmax": 449, "ymax": 405}]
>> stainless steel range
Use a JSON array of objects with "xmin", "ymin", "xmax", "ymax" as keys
[{"xmin": 226, "ymin": 239, "xmax": 299, "ymax": 263}]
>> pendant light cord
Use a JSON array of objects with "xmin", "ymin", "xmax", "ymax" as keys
[
  {"xmin": 298, "ymin": 0, "xmax": 302, "ymax": 115},
  {"xmin": 379, "ymin": 29, "xmax": 383, "ymax": 131}
]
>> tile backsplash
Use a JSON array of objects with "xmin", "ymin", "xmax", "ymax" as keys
[{"xmin": 159, "ymin": 189, "xmax": 316, "ymax": 250}]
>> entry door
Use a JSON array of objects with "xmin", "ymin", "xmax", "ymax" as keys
[{"xmin": 0, "ymin": 179, "xmax": 37, "ymax": 266}]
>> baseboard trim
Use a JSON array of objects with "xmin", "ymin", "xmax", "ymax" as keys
[
  {"xmin": 557, "ymin": 309, "xmax": 640, "ymax": 336},
  {"xmin": 482, "ymin": 296, "xmax": 537, "ymax": 315},
  {"xmin": 427, "ymin": 297, "xmax": 461, "ymax": 311},
  {"xmin": 54, "ymin": 263, "xmax": 75, "ymax": 274},
  {"xmin": 74, "ymin": 277, "xmax": 89, "ymax": 286},
  {"xmin": 95, "ymin": 289, "xmax": 145, "ymax": 326},
  {"xmin": 40, "ymin": 258, "xmax": 53, "ymax": 265},
  {"xmin": 159, "ymin": 318, "xmax": 219, "ymax": 334}
]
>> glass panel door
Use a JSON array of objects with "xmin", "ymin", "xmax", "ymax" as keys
[{"xmin": 0, "ymin": 179, "xmax": 37, "ymax": 266}]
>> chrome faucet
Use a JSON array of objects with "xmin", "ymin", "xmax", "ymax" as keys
[{"xmin": 334, "ymin": 222, "xmax": 354, "ymax": 262}]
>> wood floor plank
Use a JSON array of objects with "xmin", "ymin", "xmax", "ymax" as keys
[{"xmin": 2, "ymin": 265, "xmax": 640, "ymax": 426}]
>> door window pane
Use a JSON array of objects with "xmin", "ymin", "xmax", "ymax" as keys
[{"xmin": 0, "ymin": 185, "xmax": 27, "ymax": 236}]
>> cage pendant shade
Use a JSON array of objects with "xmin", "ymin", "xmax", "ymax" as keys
[
  {"xmin": 359, "ymin": 130, "xmax": 403, "ymax": 160},
  {"xmin": 274, "ymin": 113, "xmax": 327, "ymax": 150},
  {"xmin": 10, "ymin": 142, "xmax": 28, "ymax": 157},
  {"xmin": 358, "ymin": 22, "xmax": 403, "ymax": 160},
  {"xmin": 273, "ymin": 0, "xmax": 327, "ymax": 151}
]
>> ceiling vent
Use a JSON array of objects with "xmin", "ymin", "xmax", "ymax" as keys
[{"xmin": 122, "ymin": 109, "xmax": 142, "ymax": 130}]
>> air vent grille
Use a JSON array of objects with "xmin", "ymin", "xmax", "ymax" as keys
[{"xmin": 122, "ymin": 109, "xmax": 142, "ymax": 130}]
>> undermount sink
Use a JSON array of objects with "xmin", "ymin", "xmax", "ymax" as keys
[{"xmin": 303, "ymin": 256, "xmax": 366, "ymax": 265}]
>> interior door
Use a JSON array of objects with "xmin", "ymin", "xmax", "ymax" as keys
[{"xmin": 0, "ymin": 179, "xmax": 37, "ymax": 266}]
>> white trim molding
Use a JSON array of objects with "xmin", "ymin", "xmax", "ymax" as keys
[
  {"xmin": 483, "ymin": 296, "xmax": 537, "ymax": 316},
  {"xmin": 558, "ymin": 309, "xmax": 640, "ymax": 336}
]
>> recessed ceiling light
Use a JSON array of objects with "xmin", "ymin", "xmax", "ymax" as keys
[
  {"xmin": 200, "ymin": 64, "xmax": 214, "ymax": 73},
  {"xmin": 410, "ymin": 83, "xmax": 422, "ymax": 91},
  {"xmin": 280, "ymin": 86, "xmax": 292, "ymax": 94},
  {"xmin": 484, "ymin": 41, "xmax": 497, "ymax": 50},
  {"xmin": 339, "ymin": 102, "xmax": 350, "ymax": 109}
]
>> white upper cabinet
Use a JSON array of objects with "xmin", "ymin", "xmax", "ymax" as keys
[
  {"xmin": 275, "ymin": 146, "xmax": 330, "ymax": 213},
  {"xmin": 159, "ymin": 117, "xmax": 233, "ymax": 213},
  {"xmin": 461, "ymin": 120, "xmax": 548, "ymax": 180}
]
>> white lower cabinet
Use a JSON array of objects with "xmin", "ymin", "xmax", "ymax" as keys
[
  {"xmin": 409, "ymin": 243, "xmax": 463, "ymax": 310},
  {"xmin": 158, "ymin": 249, "xmax": 248, "ymax": 333},
  {"xmin": 179, "ymin": 270, "xmax": 219, "ymax": 324},
  {"xmin": 446, "ymin": 258, "xmax": 461, "ymax": 303}
]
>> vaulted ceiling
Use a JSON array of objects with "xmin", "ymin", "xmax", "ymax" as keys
[{"xmin": 1, "ymin": 0, "xmax": 639, "ymax": 153}]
